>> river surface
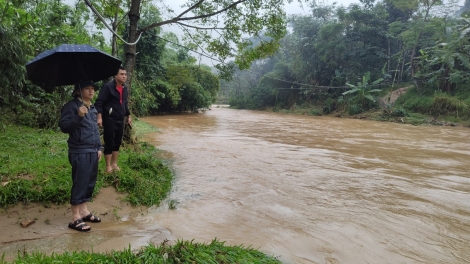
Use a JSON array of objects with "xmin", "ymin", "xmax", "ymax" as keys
[
  {"xmin": 3, "ymin": 106, "xmax": 469, "ymax": 263},
  {"xmin": 138, "ymin": 106, "xmax": 470, "ymax": 264}
]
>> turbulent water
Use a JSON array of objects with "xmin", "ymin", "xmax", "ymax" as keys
[
  {"xmin": 2, "ymin": 106, "xmax": 469, "ymax": 263},
  {"xmin": 138, "ymin": 106, "xmax": 470, "ymax": 264}
]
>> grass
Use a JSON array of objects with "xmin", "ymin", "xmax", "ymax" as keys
[
  {"xmin": 1, "ymin": 239, "xmax": 281, "ymax": 263},
  {"xmin": 0, "ymin": 121, "xmax": 172, "ymax": 207},
  {"xmin": 131, "ymin": 117, "xmax": 160, "ymax": 136}
]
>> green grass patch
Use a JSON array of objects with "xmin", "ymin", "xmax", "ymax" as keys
[
  {"xmin": 132, "ymin": 118, "xmax": 160, "ymax": 137},
  {"xmin": 0, "ymin": 124, "xmax": 172, "ymax": 207},
  {"xmin": 394, "ymin": 87, "xmax": 470, "ymax": 121},
  {"xmin": 3, "ymin": 239, "xmax": 281, "ymax": 263}
]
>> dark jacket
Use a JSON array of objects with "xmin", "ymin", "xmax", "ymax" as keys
[
  {"xmin": 95, "ymin": 80, "xmax": 130, "ymax": 123},
  {"xmin": 59, "ymin": 98, "xmax": 102, "ymax": 153}
]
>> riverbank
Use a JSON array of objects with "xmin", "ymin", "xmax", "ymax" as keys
[
  {"xmin": 0, "ymin": 186, "xmax": 147, "ymax": 261},
  {"xmin": 259, "ymin": 85, "xmax": 470, "ymax": 128},
  {"xmin": 0, "ymin": 122, "xmax": 281, "ymax": 263}
]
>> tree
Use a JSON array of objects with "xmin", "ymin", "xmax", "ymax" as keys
[
  {"xmin": 343, "ymin": 71, "xmax": 383, "ymax": 112},
  {"xmin": 388, "ymin": 0, "xmax": 444, "ymax": 77},
  {"xmin": 165, "ymin": 64, "xmax": 218, "ymax": 111},
  {"xmin": 416, "ymin": 18, "xmax": 470, "ymax": 92},
  {"xmin": 1, "ymin": 0, "xmax": 103, "ymax": 128},
  {"xmin": 133, "ymin": 3, "xmax": 166, "ymax": 79},
  {"xmin": 85, "ymin": 0, "xmax": 304, "ymax": 92},
  {"xmin": 83, "ymin": 0, "xmax": 127, "ymax": 56}
]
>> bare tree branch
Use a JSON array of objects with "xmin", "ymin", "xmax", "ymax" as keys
[
  {"xmin": 175, "ymin": 0, "xmax": 205, "ymax": 19},
  {"xmin": 139, "ymin": 0, "xmax": 248, "ymax": 33},
  {"xmin": 156, "ymin": 1, "xmax": 219, "ymax": 62},
  {"xmin": 175, "ymin": 21, "xmax": 229, "ymax": 30},
  {"xmin": 117, "ymin": 11, "xmax": 129, "ymax": 27},
  {"xmin": 176, "ymin": 23, "xmax": 216, "ymax": 60}
]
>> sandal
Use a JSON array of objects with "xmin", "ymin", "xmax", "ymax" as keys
[
  {"xmin": 68, "ymin": 219, "xmax": 91, "ymax": 232},
  {"xmin": 83, "ymin": 213, "xmax": 101, "ymax": 223}
]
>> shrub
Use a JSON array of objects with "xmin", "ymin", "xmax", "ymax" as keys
[
  {"xmin": 391, "ymin": 107, "xmax": 408, "ymax": 117},
  {"xmin": 348, "ymin": 104, "xmax": 363, "ymax": 115},
  {"xmin": 309, "ymin": 108, "xmax": 322, "ymax": 116},
  {"xmin": 431, "ymin": 95, "xmax": 469, "ymax": 117}
]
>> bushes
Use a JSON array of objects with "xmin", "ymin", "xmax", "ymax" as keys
[
  {"xmin": 395, "ymin": 87, "xmax": 470, "ymax": 119},
  {"xmin": 322, "ymin": 97, "xmax": 335, "ymax": 114},
  {"xmin": 13, "ymin": 89, "xmax": 70, "ymax": 129},
  {"xmin": 347, "ymin": 103, "xmax": 363, "ymax": 115},
  {"xmin": 390, "ymin": 107, "xmax": 408, "ymax": 117},
  {"xmin": 431, "ymin": 95, "xmax": 469, "ymax": 117}
]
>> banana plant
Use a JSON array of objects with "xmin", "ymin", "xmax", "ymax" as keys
[{"xmin": 342, "ymin": 71, "xmax": 383, "ymax": 110}]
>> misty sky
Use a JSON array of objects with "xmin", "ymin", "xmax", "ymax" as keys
[
  {"xmin": 71, "ymin": 0, "xmax": 359, "ymax": 37},
  {"xmin": 157, "ymin": 0, "xmax": 359, "ymax": 64},
  {"xmin": 65, "ymin": 0, "xmax": 356, "ymax": 64},
  {"xmin": 62, "ymin": 0, "xmax": 362, "ymax": 64}
]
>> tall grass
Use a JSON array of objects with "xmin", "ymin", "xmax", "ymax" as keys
[{"xmin": 395, "ymin": 88, "xmax": 470, "ymax": 120}]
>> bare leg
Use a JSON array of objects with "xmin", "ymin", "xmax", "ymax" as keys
[
  {"xmin": 70, "ymin": 204, "xmax": 90, "ymax": 231},
  {"xmin": 111, "ymin": 151, "xmax": 120, "ymax": 171},
  {"xmin": 79, "ymin": 202, "xmax": 101, "ymax": 222},
  {"xmin": 78, "ymin": 202, "xmax": 90, "ymax": 218},
  {"xmin": 71, "ymin": 204, "xmax": 82, "ymax": 221},
  {"xmin": 105, "ymin": 154, "xmax": 113, "ymax": 173}
]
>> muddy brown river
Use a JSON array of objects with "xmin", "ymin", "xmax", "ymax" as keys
[
  {"xmin": 139, "ymin": 107, "xmax": 470, "ymax": 263},
  {"xmin": 2, "ymin": 106, "xmax": 470, "ymax": 263}
]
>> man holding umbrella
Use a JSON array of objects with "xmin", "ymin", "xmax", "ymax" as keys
[
  {"xmin": 59, "ymin": 80, "xmax": 103, "ymax": 232},
  {"xmin": 95, "ymin": 66, "xmax": 132, "ymax": 173},
  {"xmin": 26, "ymin": 44, "xmax": 123, "ymax": 230}
]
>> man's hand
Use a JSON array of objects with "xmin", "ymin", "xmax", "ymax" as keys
[
  {"xmin": 127, "ymin": 115, "xmax": 132, "ymax": 125},
  {"xmin": 98, "ymin": 150, "xmax": 102, "ymax": 161},
  {"xmin": 78, "ymin": 105, "xmax": 88, "ymax": 117},
  {"xmin": 97, "ymin": 113, "xmax": 102, "ymax": 127}
]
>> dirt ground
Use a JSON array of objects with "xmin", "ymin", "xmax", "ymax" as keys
[
  {"xmin": 379, "ymin": 86, "xmax": 413, "ymax": 107},
  {"xmin": 0, "ymin": 187, "xmax": 170, "ymax": 262}
]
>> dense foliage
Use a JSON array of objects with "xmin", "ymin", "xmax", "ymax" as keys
[
  {"xmin": 0, "ymin": 0, "xmax": 220, "ymax": 129},
  {"xmin": 3, "ymin": 0, "xmax": 469, "ymax": 126},
  {"xmin": 222, "ymin": 0, "xmax": 470, "ymax": 121}
]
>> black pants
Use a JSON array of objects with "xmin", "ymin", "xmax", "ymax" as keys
[
  {"xmin": 69, "ymin": 152, "xmax": 98, "ymax": 205},
  {"xmin": 103, "ymin": 119, "xmax": 124, "ymax": 155}
]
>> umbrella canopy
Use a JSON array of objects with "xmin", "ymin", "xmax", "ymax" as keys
[{"xmin": 26, "ymin": 44, "xmax": 122, "ymax": 87}]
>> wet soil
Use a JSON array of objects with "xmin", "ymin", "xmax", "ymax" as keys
[{"xmin": 0, "ymin": 187, "xmax": 153, "ymax": 262}]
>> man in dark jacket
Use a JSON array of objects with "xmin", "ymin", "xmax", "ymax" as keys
[
  {"xmin": 95, "ymin": 66, "xmax": 132, "ymax": 173},
  {"xmin": 59, "ymin": 80, "xmax": 102, "ymax": 232}
]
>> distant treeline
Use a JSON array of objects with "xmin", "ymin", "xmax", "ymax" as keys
[{"xmin": 221, "ymin": 0, "xmax": 470, "ymax": 115}]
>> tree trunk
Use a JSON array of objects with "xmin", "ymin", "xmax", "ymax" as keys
[
  {"xmin": 410, "ymin": 3, "xmax": 434, "ymax": 77},
  {"xmin": 400, "ymin": 49, "xmax": 405, "ymax": 82},
  {"xmin": 409, "ymin": 31, "xmax": 422, "ymax": 78},
  {"xmin": 387, "ymin": 38, "xmax": 390, "ymax": 74},
  {"xmin": 121, "ymin": 0, "xmax": 141, "ymax": 143},
  {"xmin": 111, "ymin": 3, "xmax": 119, "ymax": 57},
  {"xmin": 409, "ymin": 45, "xmax": 417, "ymax": 77},
  {"xmin": 125, "ymin": 0, "xmax": 142, "ymax": 93}
]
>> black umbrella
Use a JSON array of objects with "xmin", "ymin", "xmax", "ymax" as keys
[{"xmin": 26, "ymin": 44, "xmax": 122, "ymax": 87}]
